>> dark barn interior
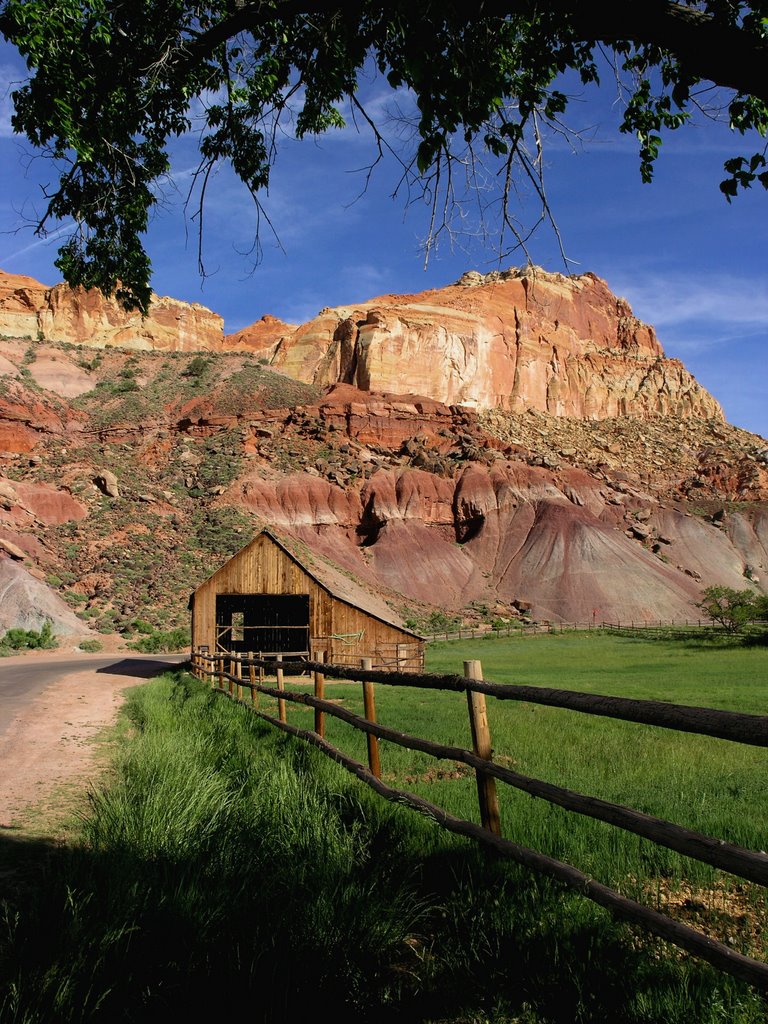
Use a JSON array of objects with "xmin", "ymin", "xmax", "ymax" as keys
[{"xmin": 215, "ymin": 593, "xmax": 310, "ymax": 655}]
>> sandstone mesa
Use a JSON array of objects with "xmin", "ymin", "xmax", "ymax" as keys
[{"xmin": 0, "ymin": 266, "xmax": 721, "ymax": 420}]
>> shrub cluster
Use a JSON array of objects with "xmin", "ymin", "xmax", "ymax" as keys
[
  {"xmin": 0, "ymin": 619, "xmax": 57, "ymax": 652},
  {"xmin": 127, "ymin": 626, "xmax": 190, "ymax": 653}
]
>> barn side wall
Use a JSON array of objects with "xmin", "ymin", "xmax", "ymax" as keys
[{"xmin": 191, "ymin": 534, "xmax": 423, "ymax": 669}]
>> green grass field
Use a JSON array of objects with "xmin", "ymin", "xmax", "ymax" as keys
[
  {"xmin": 1, "ymin": 633, "xmax": 766, "ymax": 1023},
  {"xmin": 296, "ymin": 632, "xmax": 768, "ymax": 949}
]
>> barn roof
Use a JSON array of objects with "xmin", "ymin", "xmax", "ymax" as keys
[{"xmin": 194, "ymin": 528, "xmax": 424, "ymax": 641}]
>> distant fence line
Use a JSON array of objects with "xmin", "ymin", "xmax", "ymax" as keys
[
  {"xmin": 421, "ymin": 620, "xmax": 717, "ymax": 642},
  {"xmin": 189, "ymin": 648, "xmax": 768, "ymax": 992}
]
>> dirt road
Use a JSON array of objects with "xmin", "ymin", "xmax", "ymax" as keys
[{"xmin": 0, "ymin": 652, "xmax": 185, "ymax": 832}]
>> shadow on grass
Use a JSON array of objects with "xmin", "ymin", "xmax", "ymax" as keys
[
  {"xmin": 0, "ymin": 824, "xmax": 714, "ymax": 1024},
  {"xmin": 0, "ymin": 828, "xmax": 64, "ymax": 905},
  {"xmin": 1, "ymin": 673, "xmax": 763, "ymax": 1024},
  {"xmin": 741, "ymin": 631, "xmax": 768, "ymax": 647},
  {"xmin": 615, "ymin": 630, "xmax": 768, "ymax": 651}
]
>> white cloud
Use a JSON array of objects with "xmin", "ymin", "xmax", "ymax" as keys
[
  {"xmin": 0, "ymin": 63, "xmax": 24, "ymax": 138},
  {"xmin": 604, "ymin": 270, "xmax": 768, "ymax": 375},
  {"xmin": 610, "ymin": 270, "xmax": 768, "ymax": 331},
  {"xmin": 3, "ymin": 221, "xmax": 75, "ymax": 262}
]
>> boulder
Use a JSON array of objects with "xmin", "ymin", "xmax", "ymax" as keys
[{"xmin": 94, "ymin": 470, "xmax": 120, "ymax": 498}]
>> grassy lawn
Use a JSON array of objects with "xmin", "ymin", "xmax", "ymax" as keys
[
  {"xmin": 296, "ymin": 632, "xmax": 767, "ymax": 932},
  {"xmin": 2, "ymin": 636, "xmax": 766, "ymax": 1023},
  {"xmin": 424, "ymin": 630, "xmax": 768, "ymax": 711}
]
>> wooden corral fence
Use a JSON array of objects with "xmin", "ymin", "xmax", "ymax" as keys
[
  {"xmin": 189, "ymin": 649, "xmax": 768, "ymax": 992},
  {"xmin": 423, "ymin": 620, "xmax": 723, "ymax": 642}
]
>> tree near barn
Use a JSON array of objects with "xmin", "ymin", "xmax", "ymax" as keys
[
  {"xmin": 1, "ymin": 1, "xmax": 767, "ymax": 313},
  {"xmin": 696, "ymin": 586, "xmax": 760, "ymax": 633}
]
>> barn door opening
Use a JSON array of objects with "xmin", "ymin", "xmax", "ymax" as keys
[{"xmin": 215, "ymin": 594, "xmax": 310, "ymax": 655}]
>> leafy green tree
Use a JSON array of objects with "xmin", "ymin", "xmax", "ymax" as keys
[
  {"xmin": 753, "ymin": 593, "xmax": 768, "ymax": 620},
  {"xmin": 696, "ymin": 585, "xmax": 758, "ymax": 633},
  {"xmin": 2, "ymin": 1, "xmax": 767, "ymax": 313}
]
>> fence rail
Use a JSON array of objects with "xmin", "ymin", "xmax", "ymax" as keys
[
  {"xmin": 189, "ymin": 648, "xmax": 768, "ymax": 992},
  {"xmin": 421, "ymin": 619, "xmax": 733, "ymax": 642}
]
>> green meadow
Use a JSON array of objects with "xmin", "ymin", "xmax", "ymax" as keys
[
  {"xmin": 315, "ymin": 632, "xmax": 768, "ymax": 891},
  {"xmin": 1, "ymin": 633, "xmax": 766, "ymax": 1023}
]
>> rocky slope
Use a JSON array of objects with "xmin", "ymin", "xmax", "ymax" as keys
[{"xmin": 0, "ymin": 323, "xmax": 765, "ymax": 635}]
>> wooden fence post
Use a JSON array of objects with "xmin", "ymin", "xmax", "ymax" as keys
[
  {"xmin": 217, "ymin": 655, "xmax": 225, "ymax": 691},
  {"xmin": 236, "ymin": 656, "xmax": 243, "ymax": 701},
  {"xmin": 464, "ymin": 659, "xmax": 502, "ymax": 836},
  {"xmin": 314, "ymin": 650, "xmax": 326, "ymax": 738},
  {"xmin": 361, "ymin": 657, "xmax": 381, "ymax": 779},
  {"xmin": 248, "ymin": 651, "xmax": 258, "ymax": 706},
  {"xmin": 276, "ymin": 654, "xmax": 287, "ymax": 724}
]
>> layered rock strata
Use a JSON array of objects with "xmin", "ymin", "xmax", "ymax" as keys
[
  {"xmin": 2, "ymin": 266, "xmax": 722, "ymax": 421},
  {"xmin": 0, "ymin": 270, "xmax": 223, "ymax": 350},
  {"xmin": 227, "ymin": 461, "xmax": 768, "ymax": 623},
  {"xmin": 230, "ymin": 267, "xmax": 723, "ymax": 421}
]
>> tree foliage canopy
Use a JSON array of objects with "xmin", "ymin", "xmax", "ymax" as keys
[
  {"xmin": 2, "ymin": 0, "xmax": 767, "ymax": 313},
  {"xmin": 696, "ymin": 585, "xmax": 766, "ymax": 632}
]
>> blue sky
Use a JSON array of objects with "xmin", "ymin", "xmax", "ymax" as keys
[{"xmin": 1, "ymin": 41, "xmax": 766, "ymax": 438}]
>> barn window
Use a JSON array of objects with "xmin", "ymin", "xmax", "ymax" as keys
[{"xmin": 215, "ymin": 594, "xmax": 310, "ymax": 655}]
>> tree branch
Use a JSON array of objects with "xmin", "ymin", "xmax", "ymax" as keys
[
  {"xmin": 177, "ymin": 1, "xmax": 768, "ymax": 104},
  {"xmin": 555, "ymin": 0, "xmax": 768, "ymax": 104}
]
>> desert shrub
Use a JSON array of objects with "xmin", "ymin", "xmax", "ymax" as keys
[
  {"xmin": 183, "ymin": 355, "xmax": 210, "ymax": 378},
  {"xmin": 404, "ymin": 609, "xmax": 462, "ymax": 634},
  {"xmin": 128, "ymin": 627, "xmax": 189, "ymax": 653},
  {"xmin": 79, "ymin": 639, "xmax": 103, "ymax": 652},
  {"xmin": 0, "ymin": 619, "xmax": 57, "ymax": 650}
]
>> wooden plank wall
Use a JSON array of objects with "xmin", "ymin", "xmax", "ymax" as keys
[{"xmin": 192, "ymin": 534, "xmax": 422, "ymax": 667}]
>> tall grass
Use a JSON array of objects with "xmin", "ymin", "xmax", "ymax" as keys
[{"xmin": 0, "ymin": 667, "xmax": 765, "ymax": 1023}]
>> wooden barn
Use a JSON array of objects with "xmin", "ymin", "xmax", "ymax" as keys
[{"xmin": 190, "ymin": 528, "xmax": 425, "ymax": 670}]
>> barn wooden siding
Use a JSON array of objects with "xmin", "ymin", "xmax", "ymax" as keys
[{"xmin": 191, "ymin": 532, "xmax": 424, "ymax": 669}]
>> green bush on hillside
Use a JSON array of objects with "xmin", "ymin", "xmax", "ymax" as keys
[
  {"xmin": 127, "ymin": 627, "xmax": 189, "ymax": 652},
  {"xmin": 0, "ymin": 619, "xmax": 57, "ymax": 651},
  {"xmin": 403, "ymin": 609, "xmax": 462, "ymax": 634},
  {"xmin": 78, "ymin": 639, "xmax": 103, "ymax": 652},
  {"xmin": 182, "ymin": 355, "xmax": 210, "ymax": 378}
]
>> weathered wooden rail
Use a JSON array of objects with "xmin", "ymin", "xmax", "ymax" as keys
[
  {"xmin": 422, "ymin": 619, "xmax": 733, "ymax": 642},
  {"xmin": 189, "ymin": 648, "xmax": 768, "ymax": 992}
]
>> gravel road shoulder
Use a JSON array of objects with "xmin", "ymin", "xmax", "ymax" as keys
[{"xmin": 0, "ymin": 653, "xmax": 179, "ymax": 835}]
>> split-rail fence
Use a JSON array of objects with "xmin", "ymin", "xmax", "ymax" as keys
[{"xmin": 189, "ymin": 648, "xmax": 768, "ymax": 992}]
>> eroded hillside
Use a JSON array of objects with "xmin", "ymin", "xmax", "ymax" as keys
[{"xmin": 1, "ymin": 331, "xmax": 766, "ymax": 637}]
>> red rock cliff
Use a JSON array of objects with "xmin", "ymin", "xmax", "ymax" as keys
[
  {"xmin": 0, "ymin": 270, "xmax": 224, "ymax": 350},
  {"xmin": 229, "ymin": 267, "xmax": 723, "ymax": 421}
]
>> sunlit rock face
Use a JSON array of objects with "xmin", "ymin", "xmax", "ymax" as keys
[
  {"xmin": 0, "ymin": 270, "xmax": 224, "ymax": 351},
  {"xmin": 1, "ymin": 265, "xmax": 721, "ymax": 421},
  {"xmin": 230, "ymin": 267, "xmax": 722, "ymax": 421}
]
